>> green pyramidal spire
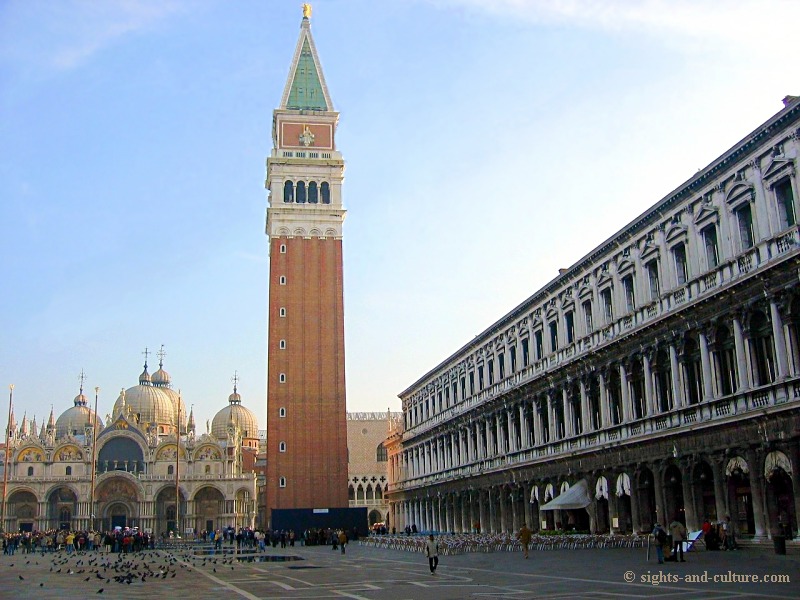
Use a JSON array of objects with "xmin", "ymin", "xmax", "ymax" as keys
[
  {"xmin": 287, "ymin": 39, "xmax": 327, "ymax": 110},
  {"xmin": 280, "ymin": 12, "xmax": 332, "ymax": 112}
]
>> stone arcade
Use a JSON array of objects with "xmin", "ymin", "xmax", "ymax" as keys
[{"xmin": 386, "ymin": 96, "xmax": 800, "ymax": 543}]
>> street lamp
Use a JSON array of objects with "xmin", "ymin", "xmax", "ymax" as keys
[
  {"xmin": 90, "ymin": 386, "xmax": 99, "ymax": 531},
  {"xmin": 1, "ymin": 384, "xmax": 14, "ymax": 534}
]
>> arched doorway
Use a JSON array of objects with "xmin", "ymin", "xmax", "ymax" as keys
[
  {"xmin": 96, "ymin": 477, "xmax": 139, "ymax": 532},
  {"xmin": 193, "ymin": 486, "xmax": 224, "ymax": 535},
  {"xmin": 155, "ymin": 485, "xmax": 186, "ymax": 537},
  {"xmin": 542, "ymin": 484, "xmax": 555, "ymax": 530},
  {"xmin": 663, "ymin": 464, "xmax": 685, "ymax": 524},
  {"xmin": 694, "ymin": 461, "xmax": 717, "ymax": 521},
  {"xmin": 47, "ymin": 486, "xmax": 77, "ymax": 531},
  {"xmin": 7, "ymin": 490, "xmax": 38, "ymax": 532},
  {"xmin": 637, "ymin": 469, "xmax": 657, "ymax": 530},
  {"xmin": 531, "ymin": 498, "xmax": 541, "ymax": 532},
  {"xmin": 595, "ymin": 477, "xmax": 610, "ymax": 533},
  {"xmin": 726, "ymin": 456, "xmax": 755, "ymax": 535},
  {"xmin": 105, "ymin": 502, "xmax": 131, "ymax": 530},
  {"xmin": 368, "ymin": 509, "xmax": 382, "ymax": 526},
  {"xmin": 765, "ymin": 451, "xmax": 796, "ymax": 539},
  {"xmin": 615, "ymin": 473, "xmax": 632, "ymax": 533}
]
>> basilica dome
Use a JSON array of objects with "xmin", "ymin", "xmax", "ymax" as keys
[
  {"xmin": 55, "ymin": 390, "xmax": 104, "ymax": 439},
  {"xmin": 151, "ymin": 361, "xmax": 188, "ymax": 430},
  {"xmin": 211, "ymin": 385, "xmax": 259, "ymax": 443},
  {"xmin": 112, "ymin": 364, "xmax": 176, "ymax": 430}
]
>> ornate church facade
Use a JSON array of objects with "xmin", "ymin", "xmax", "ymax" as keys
[
  {"xmin": 2, "ymin": 353, "xmax": 258, "ymax": 536},
  {"xmin": 386, "ymin": 96, "xmax": 800, "ymax": 542}
]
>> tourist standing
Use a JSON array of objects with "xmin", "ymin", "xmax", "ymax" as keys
[
  {"xmin": 652, "ymin": 523, "xmax": 667, "ymax": 564},
  {"xmin": 669, "ymin": 517, "xmax": 687, "ymax": 563}
]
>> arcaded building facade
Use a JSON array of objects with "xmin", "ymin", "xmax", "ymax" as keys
[
  {"xmin": 386, "ymin": 96, "xmax": 800, "ymax": 542},
  {"xmin": 347, "ymin": 412, "xmax": 401, "ymax": 527},
  {"xmin": 264, "ymin": 10, "xmax": 349, "ymax": 524}
]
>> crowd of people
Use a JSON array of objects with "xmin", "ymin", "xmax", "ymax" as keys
[
  {"xmin": 700, "ymin": 515, "xmax": 740, "ymax": 551},
  {"xmin": 650, "ymin": 514, "xmax": 739, "ymax": 564},
  {"xmin": 169, "ymin": 526, "xmax": 359, "ymax": 553},
  {"xmin": 1, "ymin": 528, "xmax": 156, "ymax": 555},
  {"xmin": 1, "ymin": 525, "xmax": 362, "ymax": 556}
]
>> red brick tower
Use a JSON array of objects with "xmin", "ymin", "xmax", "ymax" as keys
[{"xmin": 264, "ymin": 7, "xmax": 348, "ymax": 525}]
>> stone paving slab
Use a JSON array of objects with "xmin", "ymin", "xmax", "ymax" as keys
[{"xmin": 1, "ymin": 542, "xmax": 798, "ymax": 599}]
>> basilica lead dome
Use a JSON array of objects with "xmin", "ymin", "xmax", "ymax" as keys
[
  {"xmin": 112, "ymin": 363, "xmax": 178, "ymax": 433},
  {"xmin": 151, "ymin": 358, "xmax": 188, "ymax": 430},
  {"xmin": 55, "ymin": 388, "xmax": 104, "ymax": 439},
  {"xmin": 211, "ymin": 380, "xmax": 259, "ymax": 449}
]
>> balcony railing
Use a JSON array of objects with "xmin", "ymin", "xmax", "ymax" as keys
[
  {"xmin": 401, "ymin": 227, "xmax": 800, "ymax": 441},
  {"xmin": 391, "ymin": 378, "xmax": 797, "ymax": 492}
]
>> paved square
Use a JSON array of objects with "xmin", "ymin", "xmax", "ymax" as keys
[{"xmin": 1, "ymin": 542, "xmax": 797, "ymax": 599}]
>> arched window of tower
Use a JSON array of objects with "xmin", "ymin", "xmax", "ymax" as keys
[
  {"xmin": 283, "ymin": 180, "xmax": 294, "ymax": 203},
  {"xmin": 296, "ymin": 181, "xmax": 306, "ymax": 203},
  {"xmin": 308, "ymin": 181, "xmax": 318, "ymax": 203},
  {"xmin": 321, "ymin": 181, "xmax": 330, "ymax": 204}
]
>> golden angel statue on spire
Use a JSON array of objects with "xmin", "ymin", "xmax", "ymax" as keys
[{"xmin": 302, "ymin": 3, "xmax": 312, "ymax": 19}]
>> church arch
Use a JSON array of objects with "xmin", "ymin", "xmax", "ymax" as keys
[
  {"xmin": 192, "ymin": 486, "xmax": 225, "ymax": 534},
  {"xmin": 155, "ymin": 485, "xmax": 187, "ymax": 537},
  {"xmin": 47, "ymin": 486, "xmax": 78, "ymax": 530},
  {"xmin": 7, "ymin": 489, "xmax": 39, "ymax": 531},
  {"xmin": 97, "ymin": 436, "xmax": 146, "ymax": 474}
]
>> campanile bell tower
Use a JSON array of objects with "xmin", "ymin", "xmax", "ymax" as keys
[{"xmin": 264, "ymin": 5, "xmax": 348, "ymax": 523}]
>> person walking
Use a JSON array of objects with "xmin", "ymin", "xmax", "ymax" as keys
[
  {"xmin": 669, "ymin": 517, "xmax": 687, "ymax": 562},
  {"xmin": 338, "ymin": 530, "xmax": 347, "ymax": 554},
  {"xmin": 425, "ymin": 534, "xmax": 439, "ymax": 574},
  {"xmin": 518, "ymin": 522, "xmax": 532, "ymax": 559}
]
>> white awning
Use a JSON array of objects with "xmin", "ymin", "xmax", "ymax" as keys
[{"xmin": 540, "ymin": 479, "xmax": 592, "ymax": 510}]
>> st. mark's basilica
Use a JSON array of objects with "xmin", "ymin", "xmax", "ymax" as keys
[{"xmin": 1, "ymin": 348, "xmax": 258, "ymax": 536}]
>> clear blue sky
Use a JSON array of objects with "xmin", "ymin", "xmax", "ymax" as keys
[{"xmin": 1, "ymin": 0, "xmax": 797, "ymax": 431}]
